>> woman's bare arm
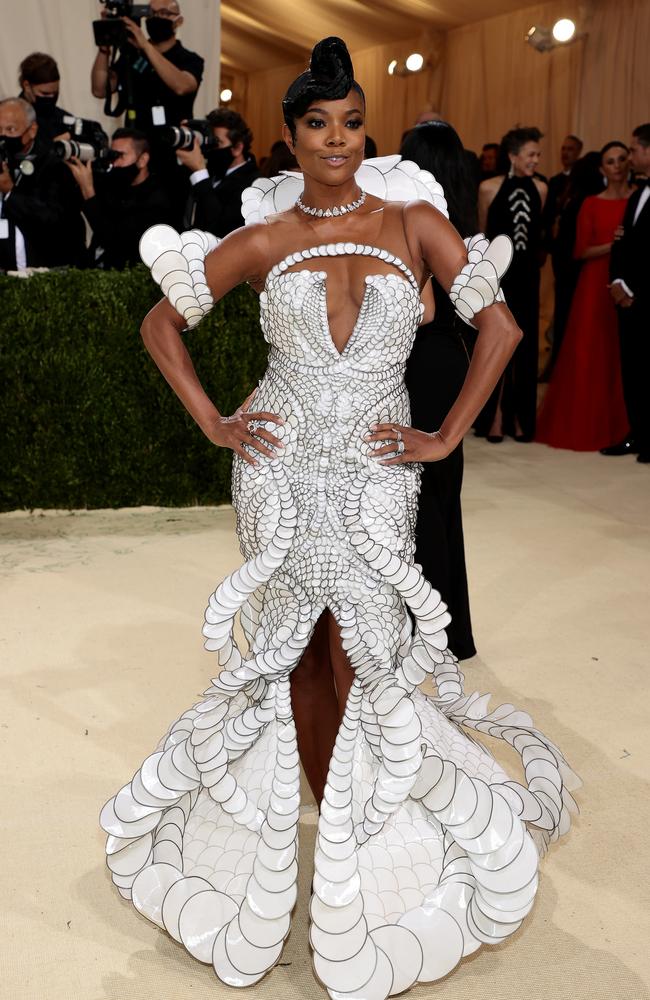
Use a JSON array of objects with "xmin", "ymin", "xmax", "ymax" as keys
[
  {"xmin": 410, "ymin": 201, "xmax": 521, "ymax": 449},
  {"xmin": 368, "ymin": 201, "xmax": 521, "ymax": 464},
  {"xmin": 140, "ymin": 224, "xmax": 282, "ymax": 465},
  {"xmin": 478, "ymin": 178, "xmax": 498, "ymax": 233}
]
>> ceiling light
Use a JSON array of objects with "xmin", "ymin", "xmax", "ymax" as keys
[
  {"xmin": 405, "ymin": 53, "xmax": 424, "ymax": 72},
  {"xmin": 387, "ymin": 59, "xmax": 397, "ymax": 75},
  {"xmin": 220, "ymin": 88, "xmax": 233, "ymax": 102},
  {"xmin": 552, "ymin": 18, "xmax": 576, "ymax": 42}
]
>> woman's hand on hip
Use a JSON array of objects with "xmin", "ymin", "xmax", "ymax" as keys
[
  {"xmin": 206, "ymin": 391, "xmax": 284, "ymax": 466},
  {"xmin": 365, "ymin": 423, "xmax": 453, "ymax": 464}
]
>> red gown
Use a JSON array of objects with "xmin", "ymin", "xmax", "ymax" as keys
[{"xmin": 536, "ymin": 195, "xmax": 630, "ymax": 451}]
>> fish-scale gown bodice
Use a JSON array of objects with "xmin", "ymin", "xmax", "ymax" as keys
[{"xmin": 232, "ymin": 245, "xmax": 425, "ymax": 604}]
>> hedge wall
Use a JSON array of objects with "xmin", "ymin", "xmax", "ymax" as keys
[{"xmin": 0, "ymin": 267, "xmax": 267, "ymax": 510}]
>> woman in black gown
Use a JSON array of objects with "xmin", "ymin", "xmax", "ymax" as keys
[
  {"xmin": 400, "ymin": 122, "xmax": 477, "ymax": 660},
  {"xmin": 476, "ymin": 127, "xmax": 547, "ymax": 441}
]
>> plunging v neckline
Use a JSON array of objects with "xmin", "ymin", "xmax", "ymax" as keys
[{"xmin": 262, "ymin": 244, "xmax": 420, "ymax": 359}]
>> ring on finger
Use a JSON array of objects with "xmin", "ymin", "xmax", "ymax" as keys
[
  {"xmin": 397, "ymin": 439, "xmax": 405, "ymax": 455},
  {"xmin": 396, "ymin": 428, "xmax": 403, "ymax": 442}
]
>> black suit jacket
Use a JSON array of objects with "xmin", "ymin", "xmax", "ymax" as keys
[
  {"xmin": 543, "ymin": 171, "xmax": 571, "ymax": 254},
  {"xmin": 610, "ymin": 186, "xmax": 650, "ymax": 304},
  {"xmin": 84, "ymin": 174, "xmax": 175, "ymax": 270},
  {"xmin": 2, "ymin": 138, "xmax": 86, "ymax": 268},
  {"xmin": 186, "ymin": 158, "xmax": 259, "ymax": 237}
]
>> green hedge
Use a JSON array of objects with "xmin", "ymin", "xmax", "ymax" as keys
[{"xmin": 0, "ymin": 267, "xmax": 267, "ymax": 510}]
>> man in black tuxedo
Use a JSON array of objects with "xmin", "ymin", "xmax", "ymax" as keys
[
  {"xmin": 544, "ymin": 134, "xmax": 583, "ymax": 371},
  {"xmin": 605, "ymin": 123, "xmax": 650, "ymax": 463},
  {"xmin": 0, "ymin": 97, "xmax": 85, "ymax": 271},
  {"xmin": 177, "ymin": 108, "xmax": 259, "ymax": 237}
]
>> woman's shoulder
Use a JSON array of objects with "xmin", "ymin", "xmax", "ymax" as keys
[{"xmin": 479, "ymin": 175, "xmax": 504, "ymax": 194}]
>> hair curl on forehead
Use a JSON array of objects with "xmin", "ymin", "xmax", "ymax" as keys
[{"xmin": 282, "ymin": 37, "xmax": 365, "ymax": 141}]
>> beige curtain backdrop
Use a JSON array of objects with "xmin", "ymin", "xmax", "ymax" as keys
[
  {"xmin": 0, "ymin": 0, "xmax": 220, "ymax": 135},
  {"xmin": 241, "ymin": 0, "xmax": 649, "ymax": 172},
  {"xmin": 441, "ymin": 0, "xmax": 650, "ymax": 174}
]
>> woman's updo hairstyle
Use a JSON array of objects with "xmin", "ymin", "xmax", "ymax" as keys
[{"xmin": 283, "ymin": 37, "xmax": 365, "ymax": 141}]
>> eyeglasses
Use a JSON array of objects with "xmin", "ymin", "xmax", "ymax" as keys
[{"xmin": 147, "ymin": 6, "xmax": 179, "ymax": 16}]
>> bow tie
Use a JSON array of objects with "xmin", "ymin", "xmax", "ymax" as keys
[{"xmin": 635, "ymin": 177, "xmax": 649, "ymax": 188}]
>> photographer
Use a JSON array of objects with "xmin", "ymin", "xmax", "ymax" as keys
[
  {"xmin": 91, "ymin": 1, "xmax": 204, "ymax": 132},
  {"xmin": 19, "ymin": 53, "xmax": 74, "ymax": 146},
  {"xmin": 0, "ymin": 98, "xmax": 85, "ymax": 271},
  {"xmin": 66, "ymin": 127, "xmax": 174, "ymax": 269},
  {"xmin": 178, "ymin": 108, "xmax": 259, "ymax": 237}
]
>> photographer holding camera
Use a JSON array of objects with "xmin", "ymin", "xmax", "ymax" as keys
[
  {"xmin": 66, "ymin": 127, "xmax": 174, "ymax": 270},
  {"xmin": 91, "ymin": 1, "xmax": 203, "ymax": 132},
  {"xmin": 177, "ymin": 108, "xmax": 259, "ymax": 237},
  {"xmin": 0, "ymin": 98, "xmax": 85, "ymax": 271}
]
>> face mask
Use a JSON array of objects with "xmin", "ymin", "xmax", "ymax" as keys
[
  {"xmin": 107, "ymin": 162, "xmax": 140, "ymax": 192},
  {"xmin": 146, "ymin": 16, "xmax": 176, "ymax": 43},
  {"xmin": 33, "ymin": 94, "xmax": 59, "ymax": 118},
  {"xmin": 207, "ymin": 145, "xmax": 234, "ymax": 179},
  {"xmin": 0, "ymin": 135, "xmax": 25, "ymax": 161}
]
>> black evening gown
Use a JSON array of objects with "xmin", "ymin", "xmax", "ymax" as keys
[
  {"xmin": 405, "ymin": 279, "xmax": 476, "ymax": 660},
  {"xmin": 476, "ymin": 175, "xmax": 543, "ymax": 439}
]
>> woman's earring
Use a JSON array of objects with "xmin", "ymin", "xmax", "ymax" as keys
[{"xmin": 508, "ymin": 161, "xmax": 515, "ymax": 179}]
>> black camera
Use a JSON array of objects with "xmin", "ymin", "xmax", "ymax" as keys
[
  {"xmin": 53, "ymin": 119, "xmax": 118, "ymax": 171},
  {"xmin": 155, "ymin": 120, "xmax": 218, "ymax": 151},
  {"xmin": 54, "ymin": 140, "xmax": 120, "ymax": 171},
  {"xmin": 93, "ymin": 0, "xmax": 150, "ymax": 48}
]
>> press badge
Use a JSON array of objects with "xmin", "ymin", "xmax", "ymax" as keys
[{"xmin": 152, "ymin": 106, "xmax": 166, "ymax": 126}]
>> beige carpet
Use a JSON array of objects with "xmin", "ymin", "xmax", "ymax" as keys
[{"xmin": 1, "ymin": 437, "xmax": 649, "ymax": 1000}]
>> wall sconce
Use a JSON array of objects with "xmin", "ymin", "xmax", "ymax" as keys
[
  {"xmin": 526, "ymin": 18, "xmax": 581, "ymax": 52},
  {"xmin": 387, "ymin": 53, "xmax": 427, "ymax": 76}
]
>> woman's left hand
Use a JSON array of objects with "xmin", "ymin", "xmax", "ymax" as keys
[{"xmin": 365, "ymin": 423, "xmax": 453, "ymax": 464}]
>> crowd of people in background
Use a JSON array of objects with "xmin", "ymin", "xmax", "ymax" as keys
[{"xmin": 0, "ymin": 1, "xmax": 648, "ymax": 463}]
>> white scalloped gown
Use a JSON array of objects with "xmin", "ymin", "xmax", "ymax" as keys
[{"xmin": 101, "ymin": 243, "xmax": 579, "ymax": 999}]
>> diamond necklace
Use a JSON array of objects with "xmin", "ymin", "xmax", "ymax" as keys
[{"xmin": 295, "ymin": 190, "xmax": 366, "ymax": 218}]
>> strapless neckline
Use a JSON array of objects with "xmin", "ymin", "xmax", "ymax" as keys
[{"xmin": 262, "ymin": 243, "xmax": 421, "ymax": 358}]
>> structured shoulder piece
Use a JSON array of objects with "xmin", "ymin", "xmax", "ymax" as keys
[
  {"xmin": 139, "ymin": 225, "xmax": 220, "ymax": 329},
  {"xmin": 241, "ymin": 155, "xmax": 449, "ymax": 225},
  {"xmin": 449, "ymin": 233, "xmax": 513, "ymax": 327}
]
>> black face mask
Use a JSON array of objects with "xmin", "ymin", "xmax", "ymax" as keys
[
  {"xmin": 33, "ymin": 94, "xmax": 59, "ymax": 118},
  {"xmin": 0, "ymin": 135, "xmax": 25, "ymax": 162},
  {"xmin": 106, "ymin": 162, "xmax": 140, "ymax": 192},
  {"xmin": 145, "ymin": 16, "xmax": 175, "ymax": 43},
  {"xmin": 207, "ymin": 145, "xmax": 234, "ymax": 179}
]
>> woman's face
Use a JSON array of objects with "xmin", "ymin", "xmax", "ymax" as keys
[
  {"xmin": 600, "ymin": 145, "xmax": 629, "ymax": 184},
  {"xmin": 283, "ymin": 89, "xmax": 365, "ymax": 187},
  {"xmin": 509, "ymin": 141, "xmax": 541, "ymax": 177}
]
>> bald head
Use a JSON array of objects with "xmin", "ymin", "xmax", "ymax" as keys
[
  {"xmin": 0, "ymin": 97, "xmax": 38, "ymax": 153},
  {"xmin": 0, "ymin": 97, "xmax": 36, "ymax": 127}
]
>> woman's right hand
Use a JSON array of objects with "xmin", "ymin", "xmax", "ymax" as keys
[{"xmin": 205, "ymin": 392, "xmax": 285, "ymax": 466}]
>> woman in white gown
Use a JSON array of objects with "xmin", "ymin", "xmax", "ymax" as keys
[{"xmin": 100, "ymin": 38, "xmax": 579, "ymax": 999}]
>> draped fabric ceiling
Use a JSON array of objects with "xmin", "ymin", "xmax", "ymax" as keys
[
  {"xmin": 221, "ymin": 0, "xmax": 650, "ymax": 178},
  {"xmin": 220, "ymin": 0, "xmax": 528, "ymax": 72}
]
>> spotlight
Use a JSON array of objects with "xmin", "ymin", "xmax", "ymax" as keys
[
  {"xmin": 525, "ymin": 25, "xmax": 554, "ymax": 52},
  {"xmin": 220, "ymin": 88, "xmax": 233, "ymax": 102},
  {"xmin": 387, "ymin": 59, "xmax": 397, "ymax": 75},
  {"xmin": 552, "ymin": 18, "xmax": 576, "ymax": 42},
  {"xmin": 405, "ymin": 52, "xmax": 424, "ymax": 72}
]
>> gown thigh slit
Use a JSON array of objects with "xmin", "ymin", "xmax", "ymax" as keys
[{"xmin": 101, "ymin": 242, "xmax": 579, "ymax": 997}]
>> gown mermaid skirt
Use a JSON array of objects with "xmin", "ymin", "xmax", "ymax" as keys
[{"xmin": 101, "ymin": 243, "xmax": 579, "ymax": 998}]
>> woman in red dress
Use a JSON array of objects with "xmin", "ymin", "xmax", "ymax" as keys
[{"xmin": 536, "ymin": 142, "xmax": 633, "ymax": 451}]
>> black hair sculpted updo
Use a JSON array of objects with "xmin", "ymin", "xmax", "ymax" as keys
[{"xmin": 282, "ymin": 37, "xmax": 365, "ymax": 140}]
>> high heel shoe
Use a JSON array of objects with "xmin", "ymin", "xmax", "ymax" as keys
[{"xmin": 486, "ymin": 434, "xmax": 504, "ymax": 443}]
